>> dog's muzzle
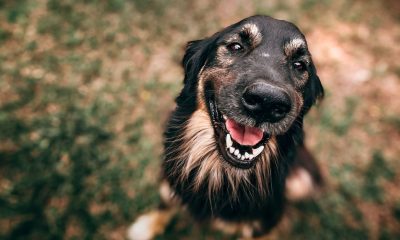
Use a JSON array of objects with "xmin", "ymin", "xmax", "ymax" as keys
[
  {"xmin": 241, "ymin": 82, "xmax": 291, "ymax": 123},
  {"xmin": 205, "ymin": 80, "xmax": 294, "ymax": 169}
]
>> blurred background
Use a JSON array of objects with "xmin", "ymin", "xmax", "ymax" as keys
[{"xmin": 0, "ymin": 0, "xmax": 399, "ymax": 239}]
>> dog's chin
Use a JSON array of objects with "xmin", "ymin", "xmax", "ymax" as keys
[{"xmin": 207, "ymin": 98, "xmax": 271, "ymax": 169}]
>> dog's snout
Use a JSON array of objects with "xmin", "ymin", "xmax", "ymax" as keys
[{"xmin": 241, "ymin": 82, "xmax": 291, "ymax": 123}]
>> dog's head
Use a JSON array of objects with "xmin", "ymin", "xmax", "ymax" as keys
[{"xmin": 177, "ymin": 15, "xmax": 323, "ymax": 170}]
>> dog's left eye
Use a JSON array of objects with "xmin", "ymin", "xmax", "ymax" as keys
[
  {"xmin": 293, "ymin": 61, "xmax": 306, "ymax": 72},
  {"xmin": 227, "ymin": 42, "xmax": 243, "ymax": 52}
]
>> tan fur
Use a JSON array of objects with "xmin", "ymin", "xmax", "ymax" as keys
[
  {"xmin": 216, "ymin": 47, "xmax": 235, "ymax": 66},
  {"xmin": 213, "ymin": 218, "xmax": 242, "ymax": 235},
  {"xmin": 242, "ymin": 23, "xmax": 262, "ymax": 48},
  {"xmin": 284, "ymin": 38, "xmax": 311, "ymax": 89},
  {"xmin": 294, "ymin": 91, "xmax": 304, "ymax": 113},
  {"xmin": 212, "ymin": 218, "xmax": 262, "ymax": 238},
  {"xmin": 284, "ymin": 38, "xmax": 306, "ymax": 57},
  {"xmin": 215, "ymin": 23, "xmax": 262, "ymax": 67},
  {"xmin": 159, "ymin": 180, "xmax": 179, "ymax": 206},
  {"xmin": 297, "ymin": 71, "xmax": 310, "ymax": 88},
  {"xmin": 166, "ymin": 109, "xmax": 279, "ymax": 202},
  {"xmin": 127, "ymin": 209, "xmax": 176, "ymax": 240},
  {"xmin": 196, "ymin": 67, "xmax": 232, "ymax": 111},
  {"xmin": 196, "ymin": 64, "xmax": 208, "ymax": 111},
  {"xmin": 285, "ymin": 167, "xmax": 315, "ymax": 201},
  {"xmin": 127, "ymin": 182, "xmax": 180, "ymax": 240}
]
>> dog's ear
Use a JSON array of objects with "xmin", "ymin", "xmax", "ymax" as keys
[
  {"xmin": 182, "ymin": 40, "xmax": 209, "ymax": 84},
  {"xmin": 302, "ymin": 62, "xmax": 324, "ymax": 114},
  {"xmin": 177, "ymin": 38, "xmax": 214, "ymax": 104}
]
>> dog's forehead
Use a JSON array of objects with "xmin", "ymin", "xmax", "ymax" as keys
[
  {"xmin": 245, "ymin": 16, "xmax": 304, "ymax": 38},
  {"xmin": 225, "ymin": 16, "xmax": 307, "ymax": 52}
]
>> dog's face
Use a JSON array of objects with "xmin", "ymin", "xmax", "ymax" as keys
[{"xmin": 179, "ymin": 16, "xmax": 323, "ymax": 170}]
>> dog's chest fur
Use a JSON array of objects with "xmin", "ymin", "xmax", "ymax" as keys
[{"xmin": 162, "ymin": 102, "xmax": 302, "ymax": 228}]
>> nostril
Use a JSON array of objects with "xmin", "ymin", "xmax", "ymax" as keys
[
  {"xmin": 273, "ymin": 102, "xmax": 291, "ymax": 114},
  {"xmin": 271, "ymin": 104, "xmax": 291, "ymax": 119},
  {"xmin": 242, "ymin": 92, "xmax": 262, "ymax": 108}
]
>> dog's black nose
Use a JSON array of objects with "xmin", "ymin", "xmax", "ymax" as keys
[{"xmin": 241, "ymin": 83, "xmax": 291, "ymax": 123}]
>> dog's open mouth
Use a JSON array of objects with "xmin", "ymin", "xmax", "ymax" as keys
[{"xmin": 207, "ymin": 95, "xmax": 270, "ymax": 169}]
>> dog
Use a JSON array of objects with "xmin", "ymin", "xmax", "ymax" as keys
[{"xmin": 128, "ymin": 15, "xmax": 324, "ymax": 239}]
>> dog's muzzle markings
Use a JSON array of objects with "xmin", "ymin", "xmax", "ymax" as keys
[
  {"xmin": 128, "ymin": 15, "xmax": 324, "ymax": 240},
  {"xmin": 205, "ymin": 78, "xmax": 293, "ymax": 169},
  {"xmin": 206, "ymin": 91, "xmax": 271, "ymax": 169}
]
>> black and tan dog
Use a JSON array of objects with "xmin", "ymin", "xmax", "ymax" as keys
[{"xmin": 128, "ymin": 15, "xmax": 324, "ymax": 239}]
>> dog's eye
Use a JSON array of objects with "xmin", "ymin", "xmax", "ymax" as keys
[
  {"xmin": 227, "ymin": 42, "xmax": 243, "ymax": 52},
  {"xmin": 293, "ymin": 61, "xmax": 306, "ymax": 71}
]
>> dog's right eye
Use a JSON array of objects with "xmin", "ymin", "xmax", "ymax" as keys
[
  {"xmin": 293, "ymin": 61, "xmax": 306, "ymax": 72},
  {"xmin": 227, "ymin": 42, "xmax": 243, "ymax": 52}
]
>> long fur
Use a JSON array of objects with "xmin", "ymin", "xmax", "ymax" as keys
[{"xmin": 145, "ymin": 15, "xmax": 324, "ymax": 238}]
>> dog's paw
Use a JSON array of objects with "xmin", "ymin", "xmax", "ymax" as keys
[
  {"xmin": 127, "ymin": 210, "xmax": 173, "ymax": 240},
  {"xmin": 285, "ymin": 167, "xmax": 315, "ymax": 201}
]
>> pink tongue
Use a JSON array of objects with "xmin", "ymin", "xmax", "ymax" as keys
[{"xmin": 225, "ymin": 119, "xmax": 263, "ymax": 146}]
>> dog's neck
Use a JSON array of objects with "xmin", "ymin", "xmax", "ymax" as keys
[{"xmin": 163, "ymin": 108, "xmax": 299, "ymax": 219}]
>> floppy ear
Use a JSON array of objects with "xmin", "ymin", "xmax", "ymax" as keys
[
  {"xmin": 176, "ymin": 38, "xmax": 214, "ymax": 104},
  {"xmin": 302, "ymin": 62, "xmax": 324, "ymax": 114},
  {"xmin": 182, "ymin": 40, "xmax": 208, "ymax": 84}
]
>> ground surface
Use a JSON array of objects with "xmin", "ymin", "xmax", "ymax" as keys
[{"xmin": 0, "ymin": 0, "xmax": 399, "ymax": 239}]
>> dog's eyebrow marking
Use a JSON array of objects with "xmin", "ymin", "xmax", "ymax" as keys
[
  {"xmin": 284, "ymin": 38, "xmax": 306, "ymax": 56},
  {"xmin": 240, "ymin": 23, "xmax": 262, "ymax": 47}
]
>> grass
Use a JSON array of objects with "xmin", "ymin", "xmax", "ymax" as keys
[{"xmin": 0, "ymin": 0, "xmax": 399, "ymax": 239}]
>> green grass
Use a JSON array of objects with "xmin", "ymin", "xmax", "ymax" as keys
[{"xmin": 0, "ymin": 0, "xmax": 399, "ymax": 239}]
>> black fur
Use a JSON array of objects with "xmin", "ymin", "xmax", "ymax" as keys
[{"xmin": 162, "ymin": 15, "xmax": 323, "ymax": 236}]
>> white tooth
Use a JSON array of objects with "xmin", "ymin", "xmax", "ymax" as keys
[
  {"xmin": 252, "ymin": 146, "xmax": 265, "ymax": 157},
  {"xmin": 226, "ymin": 134, "xmax": 233, "ymax": 148},
  {"xmin": 229, "ymin": 147, "xmax": 235, "ymax": 154},
  {"xmin": 234, "ymin": 149, "xmax": 239, "ymax": 155},
  {"xmin": 237, "ymin": 153, "xmax": 241, "ymax": 159},
  {"xmin": 249, "ymin": 154, "xmax": 254, "ymax": 160},
  {"xmin": 241, "ymin": 155, "xmax": 245, "ymax": 160},
  {"xmin": 223, "ymin": 115, "xmax": 227, "ymax": 120},
  {"xmin": 244, "ymin": 152, "xmax": 250, "ymax": 159}
]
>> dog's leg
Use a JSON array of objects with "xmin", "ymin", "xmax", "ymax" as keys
[
  {"xmin": 211, "ymin": 218, "xmax": 259, "ymax": 239},
  {"xmin": 212, "ymin": 219, "xmax": 267, "ymax": 239},
  {"xmin": 127, "ymin": 181, "xmax": 178, "ymax": 240},
  {"xmin": 212, "ymin": 218, "xmax": 243, "ymax": 236},
  {"xmin": 285, "ymin": 144, "xmax": 323, "ymax": 201}
]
